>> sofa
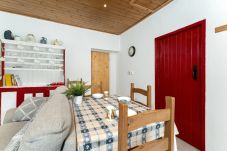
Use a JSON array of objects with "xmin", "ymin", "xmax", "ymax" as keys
[{"xmin": 0, "ymin": 92, "xmax": 76, "ymax": 151}]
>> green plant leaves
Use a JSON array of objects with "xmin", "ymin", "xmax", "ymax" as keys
[{"xmin": 64, "ymin": 81, "xmax": 92, "ymax": 98}]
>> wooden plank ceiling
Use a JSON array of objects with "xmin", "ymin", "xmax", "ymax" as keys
[{"xmin": 0, "ymin": 0, "xmax": 173, "ymax": 35}]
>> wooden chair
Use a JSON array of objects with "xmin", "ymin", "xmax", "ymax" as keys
[
  {"xmin": 130, "ymin": 83, "xmax": 151, "ymax": 108},
  {"xmin": 66, "ymin": 78, "xmax": 82, "ymax": 88},
  {"xmin": 118, "ymin": 96, "xmax": 175, "ymax": 151},
  {"xmin": 91, "ymin": 81, "xmax": 103, "ymax": 94}
]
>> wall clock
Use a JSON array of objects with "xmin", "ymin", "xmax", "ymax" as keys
[{"xmin": 128, "ymin": 46, "xmax": 136, "ymax": 57}]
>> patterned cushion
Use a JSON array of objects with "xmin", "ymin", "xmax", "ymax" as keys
[
  {"xmin": 4, "ymin": 122, "xmax": 30, "ymax": 151},
  {"xmin": 12, "ymin": 97, "xmax": 47, "ymax": 122}
]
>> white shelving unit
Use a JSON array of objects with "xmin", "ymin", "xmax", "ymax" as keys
[{"xmin": 0, "ymin": 39, "xmax": 65, "ymax": 86}]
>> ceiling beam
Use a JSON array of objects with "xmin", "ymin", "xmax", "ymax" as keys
[
  {"xmin": 215, "ymin": 24, "xmax": 227, "ymax": 33},
  {"xmin": 129, "ymin": 0, "xmax": 153, "ymax": 12}
]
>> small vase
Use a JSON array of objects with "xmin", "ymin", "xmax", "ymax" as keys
[{"xmin": 74, "ymin": 96, "xmax": 83, "ymax": 105}]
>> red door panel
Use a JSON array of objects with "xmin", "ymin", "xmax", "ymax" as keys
[{"xmin": 155, "ymin": 20, "xmax": 205, "ymax": 151}]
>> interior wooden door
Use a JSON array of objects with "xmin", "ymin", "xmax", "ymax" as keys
[
  {"xmin": 155, "ymin": 20, "xmax": 205, "ymax": 151},
  {"xmin": 91, "ymin": 51, "xmax": 109, "ymax": 93}
]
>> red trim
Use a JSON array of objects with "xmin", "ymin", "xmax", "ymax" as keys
[
  {"xmin": 0, "ymin": 86, "xmax": 58, "ymax": 106},
  {"xmin": 200, "ymin": 20, "xmax": 206, "ymax": 151},
  {"xmin": 63, "ymin": 49, "xmax": 66, "ymax": 85},
  {"xmin": 0, "ymin": 43, "xmax": 5, "ymax": 124},
  {"xmin": 1, "ymin": 43, "xmax": 5, "ymax": 86},
  {"xmin": 155, "ymin": 20, "xmax": 206, "ymax": 151},
  {"xmin": 0, "ymin": 86, "xmax": 58, "ymax": 92}
]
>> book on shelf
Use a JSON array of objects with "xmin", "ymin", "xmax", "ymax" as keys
[
  {"xmin": 4, "ymin": 74, "xmax": 22, "ymax": 87},
  {"xmin": 4, "ymin": 74, "xmax": 13, "ymax": 86},
  {"xmin": 14, "ymin": 75, "xmax": 22, "ymax": 86},
  {"xmin": 11, "ymin": 74, "xmax": 18, "ymax": 86}
]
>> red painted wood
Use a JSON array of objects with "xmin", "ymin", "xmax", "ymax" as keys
[
  {"xmin": 155, "ymin": 20, "xmax": 206, "ymax": 151},
  {"xmin": 0, "ymin": 43, "xmax": 5, "ymax": 85},
  {"xmin": 63, "ymin": 49, "xmax": 66, "ymax": 85},
  {"xmin": 0, "ymin": 43, "xmax": 5, "ymax": 123},
  {"xmin": 0, "ymin": 86, "xmax": 58, "ymax": 106}
]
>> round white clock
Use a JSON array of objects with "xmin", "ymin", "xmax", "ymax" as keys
[{"xmin": 128, "ymin": 46, "xmax": 136, "ymax": 57}]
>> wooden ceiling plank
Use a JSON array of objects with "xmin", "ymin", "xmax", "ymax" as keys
[{"xmin": 72, "ymin": 0, "xmax": 148, "ymax": 19}]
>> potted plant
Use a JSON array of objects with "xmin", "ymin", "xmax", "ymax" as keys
[{"xmin": 64, "ymin": 81, "xmax": 91, "ymax": 105}]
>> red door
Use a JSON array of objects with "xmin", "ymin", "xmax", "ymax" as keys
[{"xmin": 155, "ymin": 20, "xmax": 205, "ymax": 151}]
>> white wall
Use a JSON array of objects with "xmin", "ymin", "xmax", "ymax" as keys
[
  {"xmin": 119, "ymin": 0, "xmax": 227, "ymax": 150},
  {"xmin": 109, "ymin": 52, "xmax": 118, "ymax": 94},
  {"xmin": 0, "ymin": 11, "xmax": 120, "ymax": 94}
]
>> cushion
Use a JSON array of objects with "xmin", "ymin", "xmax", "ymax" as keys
[
  {"xmin": 4, "ymin": 122, "xmax": 30, "ymax": 151},
  {"xmin": 0, "ymin": 121, "xmax": 27, "ymax": 151},
  {"xmin": 12, "ymin": 97, "xmax": 47, "ymax": 122},
  {"xmin": 18, "ymin": 94, "xmax": 72, "ymax": 151}
]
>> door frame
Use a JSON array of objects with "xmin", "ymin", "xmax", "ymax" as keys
[{"xmin": 155, "ymin": 20, "xmax": 206, "ymax": 151}]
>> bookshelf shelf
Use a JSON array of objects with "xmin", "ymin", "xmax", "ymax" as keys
[
  {"xmin": 5, "ymin": 61, "xmax": 63, "ymax": 67},
  {"xmin": 4, "ymin": 68, "xmax": 64, "ymax": 72},
  {"xmin": 5, "ymin": 49, "xmax": 63, "ymax": 56},
  {"xmin": 4, "ymin": 56, "xmax": 64, "ymax": 61}
]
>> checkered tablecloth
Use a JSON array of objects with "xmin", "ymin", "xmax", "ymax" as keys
[{"xmin": 73, "ymin": 96, "xmax": 164, "ymax": 151}]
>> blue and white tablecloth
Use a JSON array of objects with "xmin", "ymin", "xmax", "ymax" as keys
[{"xmin": 73, "ymin": 96, "xmax": 164, "ymax": 151}]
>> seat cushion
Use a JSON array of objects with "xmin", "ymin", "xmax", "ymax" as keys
[
  {"xmin": 0, "ymin": 122, "xmax": 27, "ymax": 151},
  {"xmin": 18, "ymin": 94, "xmax": 72, "ymax": 151}
]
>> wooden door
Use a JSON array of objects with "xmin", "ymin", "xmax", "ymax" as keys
[
  {"xmin": 155, "ymin": 20, "xmax": 205, "ymax": 151},
  {"xmin": 91, "ymin": 51, "xmax": 109, "ymax": 93}
]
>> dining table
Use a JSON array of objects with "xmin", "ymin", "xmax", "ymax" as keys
[{"xmin": 72, "ymin": 95, "xmax": 178, "ymax": 151}]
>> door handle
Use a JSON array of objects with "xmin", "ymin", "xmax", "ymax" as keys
[{"xmin": 192, "ymin": 65, "xmax": 198, "ymax": 80}]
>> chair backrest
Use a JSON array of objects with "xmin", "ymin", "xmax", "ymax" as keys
[
  {"xmin": 91, "ymin": 81, "xmax": 103, "ymax": 94},
  {"xmin": 66, "ymin": 78, "xmax": 82, "ymax": 88},
  {"xmin": 130, "ymin": 83, "xmax": 151, "ymax": 108},
  {"xmin": 118, "ymin": 96, "xmax": 175, "ymax": 151}
]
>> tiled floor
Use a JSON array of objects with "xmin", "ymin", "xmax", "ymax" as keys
[{"xmin": 176, "ymin": 137, "xmax": 200, "ymax": 151}]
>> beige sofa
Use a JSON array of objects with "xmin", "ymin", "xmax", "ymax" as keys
[{"xmin": 0, "ymin": 94, "xmax": 76, "ymax": 151}]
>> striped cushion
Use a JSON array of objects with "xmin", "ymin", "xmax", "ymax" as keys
[{"xmin": 12, "ymin": 97, "xmax": 47, "ymax": 122}]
